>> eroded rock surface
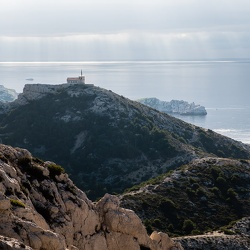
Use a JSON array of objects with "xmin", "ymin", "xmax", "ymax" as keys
[{"xmin": 0, "ymin": 144, "xmax": 183, "ymax": 250}]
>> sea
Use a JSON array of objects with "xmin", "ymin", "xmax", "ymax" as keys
[{"xmin": 1, "ymin": 60, "xmax": 250, "ymax": 144}]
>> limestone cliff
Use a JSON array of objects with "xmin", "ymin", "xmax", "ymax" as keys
[
  {"xmin": 137, "ymin": 98, "xmax": 207, "ymax": 115},
  {"xmin": 0, "ymin": 144, "xmax": 183, "ymax": 250}
]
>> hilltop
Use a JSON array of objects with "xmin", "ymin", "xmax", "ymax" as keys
[{"xmin": 0, "ymin": 83, "xmax": 250, "ymax": 199}]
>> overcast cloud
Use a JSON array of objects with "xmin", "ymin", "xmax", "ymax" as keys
[{"xmin": 1, "ymin": 0, "xmax": 250, "ymax": 61}]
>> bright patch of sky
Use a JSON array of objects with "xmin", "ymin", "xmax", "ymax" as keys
[{"xmin": 1, "ymin": 0, "xmax": 250, "ymax": 61}]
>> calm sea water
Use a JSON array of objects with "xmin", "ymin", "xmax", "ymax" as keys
[{"xmin": 1, "ymin": 61, "xmax": 250, "ymax": 144}]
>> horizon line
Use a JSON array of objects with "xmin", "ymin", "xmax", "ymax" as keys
[{"xmin": 1, "ymin": 59, "xmax": 250, "ymax": 64}]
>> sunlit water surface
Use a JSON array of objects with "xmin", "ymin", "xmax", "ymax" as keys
[{"xmin": 1, "ymin": 61, "xmax": 250, "ymax": 144}]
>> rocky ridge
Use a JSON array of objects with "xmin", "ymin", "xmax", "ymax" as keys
[
  {"xmin": 0, "ymin": 144, "xmax": 183, "ymax": 250},
  {"xmin": 137, "ymin": 98, "xmax": 207, "ymax": 116}
]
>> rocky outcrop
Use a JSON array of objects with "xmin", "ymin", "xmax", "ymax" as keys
[
  {"xmin": 0, "ymin": 235, "xmax": 33, "ymax": 250},
  {"xmin": 0, "ymin": 144, "xmax": 183, "ymax": 250},
  {"xmin": 13, "ymin": 83, "xmax": 95, "ymax": 106},
  {"xmin": 13, "ymin": 83, "xmax": 82, "ymax": 106},
  {"xmin": 137, "ymin": 98, "xmax": 207, "ymax": 115},
  {"xmin": 0, "ymin": 85, "xmax": 18, "ymax": 103}
]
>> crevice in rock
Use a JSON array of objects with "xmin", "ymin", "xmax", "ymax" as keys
[{"xmin": 140, "ymin": 245, "xmax": 151, "ymax": 250}]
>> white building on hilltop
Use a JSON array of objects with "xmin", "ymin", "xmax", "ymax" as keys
[{"xmin": 67, "ymin": 70, "xmax": 85, "ymax": 84}]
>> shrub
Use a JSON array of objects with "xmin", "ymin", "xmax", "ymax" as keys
[
  {"xmin": 210, "ymin": 187, "xmax": 220, "ymax": 196},
  {"xmin": 144, "ymin": 219, "xmax": 153, "ymax": 234},
  {"xmin": 223, "ymin": 229, "xmax": 235, "ymax": 235},
  {"xmin": 159, "ymin": 198, "xmax": 177, "ymax": 213},
  {"xmin": 230, "ymin": 174, "xmax": 240, "ymax": 184},
  {"xmin": 220, "ymin": 227, "xmax": 235, "ymax": 235},
  {"xmin": 215, "ymin": 176, "xmax": 227, "ymax": 191},
  {"xmin": 22, "ymin": 164, "xmax": 45, "ymax": 181},
  {"xmin": 210, "ymin": 166, "xmax": 222, "ymax": 179},
  {"xmin": 152, "ymin": 218, "xmax": 162, "ymax": 228},
  {"xmin": 196, "ymin": 187, "xmax": 206, "ymax": 196},
  {"xmin": 227, "ymin": 188, "xmax": 237, "ymax": 198},
  {"xmin": 17, "ymin": 157, "xmax": 31, "ymax": 167},
  {"xmin": 192, "ymin": 183, "xmax": 200, "ymax": 190},
  {"xmin": 32, "ymin": 157, "xmax": 44, "ymax": 164},
  {"xmin": 191, "ymin": 229, "xmax": 201, "ymax": 235},
  {"xmin": 47, "ymin": 163, "xmax": 65, "ymax": 177},
  {"xmin": 10, "ymin": 199, "xmax": 25, "ymax": 208},
  {"xmin": 182, "ymin": 219, "xmax": 196, "ymax": 234}
]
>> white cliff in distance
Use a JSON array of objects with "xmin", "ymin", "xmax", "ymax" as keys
[
  {"xmin": 0, "ymin": 85, "xmax": 18, "ymax": 103},
  {"xmin": 137, "ymin": 98, "xmax": 207, "ymax": 116}
]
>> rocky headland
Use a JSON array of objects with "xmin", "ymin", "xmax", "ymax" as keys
[{"xmin": 137, "ymin": 98, "xmax": 207, "ymax": 116}]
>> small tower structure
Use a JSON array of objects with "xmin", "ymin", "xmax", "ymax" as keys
[{"xmin": 67, "ymin": 70, "xmax": 85, "ymax": 84}]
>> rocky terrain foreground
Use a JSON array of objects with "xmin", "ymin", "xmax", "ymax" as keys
[{"xmin": 0, "ymin": 144, "xmax": 183, "ymax": 250}]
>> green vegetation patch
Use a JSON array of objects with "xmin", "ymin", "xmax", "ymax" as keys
[
  {"xmin": 10, "ymin": 199, "xmax": 25, "ymax": 208},
  {"xmin": 47, "ymin": 163, "xmax": 65, "ymax": 178}
]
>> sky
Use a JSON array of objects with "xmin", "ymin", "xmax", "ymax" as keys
[{"xmin": 1, "ymin": 0, "xmax": 250, "ymax": 61}]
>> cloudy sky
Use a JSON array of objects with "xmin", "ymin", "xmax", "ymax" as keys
[{"xmin": 1, "ymin": 0, "xmax": 250, "ymax": 61}]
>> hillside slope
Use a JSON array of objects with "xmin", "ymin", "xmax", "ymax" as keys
[
  {"xmin": 0, "ymin": 83, "xmax": 250, "ymax": 198},
  {"xmin": 175, "ymin": 217, "xmax": 249, "ymax": 249},
  {"xmin": 120, "ymin": 157, "xmax": 250, "ymax": 239},
  {"xmin": 137, "ymin": 98, "xmax": 207, "ymax": 115}
]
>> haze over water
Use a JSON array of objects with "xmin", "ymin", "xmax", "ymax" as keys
[{"xmin": 1, "ymin": 60, "xmax": 250, "ymax": 144}]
